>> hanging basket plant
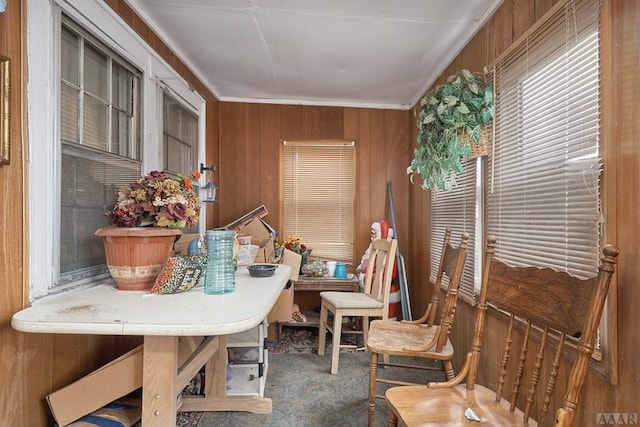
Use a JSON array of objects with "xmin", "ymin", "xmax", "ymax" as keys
[{"xmin": 408, "ymin": 69, "xmax": 494, "ymax": 191}]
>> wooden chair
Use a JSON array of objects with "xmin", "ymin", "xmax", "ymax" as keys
[
  {"xmin": 366, "ymin": 228, "xmax": 470, "ymax": 426},
  {"xmin": 318, "ymin": 238, "xmax": 397, "ymax": 374},
  {"xmin": 385, "ymin": 237, "xmax": 619, "ymax": 427}
]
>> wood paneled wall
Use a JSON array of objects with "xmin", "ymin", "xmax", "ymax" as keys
[
  {"xmin": 2, "ymin": 0, "xmax": 638, "ymax": 426},
  {"xmin": 411, "ymin": 1, "xmax": 640, "ymax": 426},
  {"xmin": 217, "ymin": 103, "xmax": 412, "ymax": 275}
]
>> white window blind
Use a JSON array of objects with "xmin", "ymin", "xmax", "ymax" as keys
[
  {"xmin": 430, "ymin": 158, "xmax": 479, "ymax": 303},
  {"xmin": 488, "ymin": 0, "xmax": 601, "ymax": 278},
  {"xmin": 282, "ymin": 140, "xmax": 356, "ymax": 264}
]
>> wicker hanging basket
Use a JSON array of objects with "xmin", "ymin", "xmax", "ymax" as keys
[{"xmin": 462, "ymin": 125, "xmax": 490, "ymax": 160}]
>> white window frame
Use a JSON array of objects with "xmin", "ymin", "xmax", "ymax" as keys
[{"xmin": 27, "ymin": 0, "xmax": 206, "ymax": 300}]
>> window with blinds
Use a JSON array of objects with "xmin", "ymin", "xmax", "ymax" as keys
[
  {"xmin": 488, "ymin": 0, "xmax": 601, "ymax": 278},
  {"xmin": 282, "ymin": 140, "xmax": 356, "ymax": 264},
  {"xmin": 163, "ymin": 92, "xmax": 198, "ymax": 177},
  {"xmin": 59, "ymin": 16, "xmax": 142, "ymax": 286},
  {"xmin": 430, "ymin": 158, "xmax": 481, "ymax": 304}
]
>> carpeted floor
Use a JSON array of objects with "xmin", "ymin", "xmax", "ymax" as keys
[{"xmin": 176, "ymin": 326, "xmax": 446, "ymax": 427}]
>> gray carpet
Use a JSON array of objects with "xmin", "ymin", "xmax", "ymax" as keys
[{"xmin": 189, "ymin": 327, "xmax": 446, "ymax": 427}]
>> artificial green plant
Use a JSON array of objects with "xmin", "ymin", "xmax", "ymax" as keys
[{"xmin": 408, "ymin": 69, "xmax": 494, "ymax": 191}]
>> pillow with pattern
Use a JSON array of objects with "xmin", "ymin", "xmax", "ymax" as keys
[{"xmin": 151, "ymin": 255, "xmax": 207, "ymax": 294}]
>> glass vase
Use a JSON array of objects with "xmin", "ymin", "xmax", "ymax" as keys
[{"xmin": 204, "ymin": 229, "xmax": 236, "ymax": 294}]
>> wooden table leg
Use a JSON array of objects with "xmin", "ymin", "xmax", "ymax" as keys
[{"xmin": 143, "ymin": 335, "xmax": 179, "ymax": 427}]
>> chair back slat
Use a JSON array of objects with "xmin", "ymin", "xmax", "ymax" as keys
[
  {"xmin": 524, "ymin": 327, "xmax": 549, "ymax": 422},
  {"xmin": 434, "ymin": 231, "xmax": 469, "ymax": 351},
  {"xmin": 364, "ymin": 238, "xmax": 397, "ymax": 305},
  {"xmin": 428, "ymin": 228, "xmax": 453, "ymax": 326},
  {"xmin": 495, "ymin": 314, "xmax": 514, "ymax": 402},
  {"xmin": 509, "ymin": 320, "xmax": 531, "ymax": 412},
  {"xmin": 541, "ymin": 333, "xmax": 566, "ymax": 423}
]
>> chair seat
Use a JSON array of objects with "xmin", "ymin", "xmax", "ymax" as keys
[
  {"xmin": 320, "ymin": 291, "xmax": 384, "ymax": 309},
  {"xmin": 367, "ymin": 320, "xmax": 454, "ymax": 360},
  {"xmin": 385, "ymin": 384, "xmax": 534, "ymax": 426}
]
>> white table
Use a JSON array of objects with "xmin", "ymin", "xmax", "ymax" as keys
[{"xmin": 12, "ymin": 264, "xmax": 291, "ymax": 426}]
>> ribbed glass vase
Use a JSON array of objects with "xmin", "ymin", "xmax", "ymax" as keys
[{"xmin": 204, "ymin": 229, "xmax": 236, "ymax": 294}]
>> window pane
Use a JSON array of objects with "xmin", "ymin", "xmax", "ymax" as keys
[
  {"xmin": 83, "ymin": 44, "xmax": 108, "ymax": 99},
  {"xmin": 60, "ymin": 144, "xmax": 142, "ymax": 282},
  {"xmin": 163, "ymin": 92, "xmax": 197, "ymax": 176},
  {"xmin": 112, "ymin": 62, "xmax": 132, "ymax": 112},
  {"xmin": 60, "ymin": 83, "xmax": 79, "ymax": 143},
  {"xmin": 112, "ymin": 110, "xmax": 131, "ymax": 155},
  {"xmin": 82, "ymin": 95, "xmax": 108, "ymax": 150},
  {"xmin": 61, "ymin": 27, "xmax": 79, "ymax": 84},
  {"xmin": 431, "ymin": 158, "xmax": 478, "ymax": 301}
]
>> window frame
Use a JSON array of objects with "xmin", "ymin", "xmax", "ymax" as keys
[{"xmin": 27, "ymin": 0, "xmax": 206, "ymax": 301}]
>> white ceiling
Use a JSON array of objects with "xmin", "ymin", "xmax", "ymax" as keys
[{"xmin": 127, "ymin": 0, "xmax": 502, "ymax": 110}]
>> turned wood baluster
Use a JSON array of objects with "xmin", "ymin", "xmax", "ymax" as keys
[
  {"xmin": 466, "ymin": 236, "xmax": 496, "ymax": 389},
  {"xmin": 524, "ymin": 327, "xmax": 548, "ymax": 422},
  {"xmin": 496, "ymin": 314, "xmax": 514, "ymax": 401},
  {"xmin": 510, "ymin": 320, "xmax": 531, "ymax": 412},
  {"xmin": 555, "ymin": 245, "xmax": 619, "ymax": 427},
  {"xmin": 541, "ymin": 333, "xmax": 565, "ymax": 423},
  {"xmin": 368, "ymin": 352, "xmax": 378, "ymax": 427}
]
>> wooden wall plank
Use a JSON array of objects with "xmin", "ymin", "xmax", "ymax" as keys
[
  {"xmin": 260, "ymin": 105, "xmax": 282, "ymax": 226},
  {"xmin": 217, "ymin": 103, "xmax": 410, "ymax": 274},
  {"xmin": 513, "ymin": 0, "xmax": 536, "ymax": 40}
]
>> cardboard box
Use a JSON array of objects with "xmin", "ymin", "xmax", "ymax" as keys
[
  {"xmin": 267, "ymin": 283, "xmax": 294, "ymax": 323},
  {"xmin": 64, "ymin": 396, "xmax": 141, "ymax": 427},
  {"xmin": 223, "ymin": 205, "xmax": 269, "ymax": 230},
  {"xmin": 47, "ymin": 346, "xmax": 143, "ymax": 426},
  {"xmin": 225, "ymin": 207, "xmax": 277, "ymax": 260}
]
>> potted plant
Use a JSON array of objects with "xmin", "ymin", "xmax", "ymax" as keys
[
  {"xmin": 408, "ymin": 69, "xmax": 494, "ymax": 191},
  {"xmin": 95, "ymin": 170, "xmax": 201, "ymax": 290}
]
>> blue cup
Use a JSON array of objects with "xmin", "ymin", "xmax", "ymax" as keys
[{"xmin": 334, "ymin": 262, "xmax": 347, "ymax": 278}]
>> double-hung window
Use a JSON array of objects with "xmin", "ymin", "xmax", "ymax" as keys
[
  {"xmin": 488, "ymin": 0, "xmax": 601, "ymax": 278},
  {"xmin": 430, "ymin": 0, "xmax": 601, "ymax": 301},
  {"xmin": 28, "ymin": 2, "xmax": 205, "ymax": 300},
  {"xmin": 59, "ymin": 17, "xmax": 143, "ymax": 287}
]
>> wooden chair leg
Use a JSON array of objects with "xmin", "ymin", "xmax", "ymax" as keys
[
  {"xmin": 362, "ymin": 315, "xmax": 369, "ymax": 346},
  {"xmin": 330, "ymin": 311, "xmax": 343, "ymax": 374},
  {"xmin": 318, "ymin": 302, "xmax": 328, "ymax": 356},
  {"xmin": 387, "ymin": 405, "xmax": 398, "ymax": 427},
  {"xmin": 368, "ymin": 351, "xmax": 378, "ymax": 427},
  {"xmin": 443, "ymin": 359, "xmax": 455, "ymax": 380}
]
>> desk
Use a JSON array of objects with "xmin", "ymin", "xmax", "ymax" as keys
[
  {"xmin": 12, "ymin": 264, "xmax": 291, "ymax": 427},
  {"xmin": 278, "ymin": 275, "xmax": 359, "ymax": 332},
  {"xmin": 293, "ymin": 275, "xmax": 360, "ymax": 293}
]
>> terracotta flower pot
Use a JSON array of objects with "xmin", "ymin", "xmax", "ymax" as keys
[{"xmin": 95, "ymin": 227, "xmax": 182, "ymax": 291}]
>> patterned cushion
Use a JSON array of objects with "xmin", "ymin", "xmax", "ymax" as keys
[{"xmin": 151, "ymin": 255, "xmax": 207, "ymax": 294}]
